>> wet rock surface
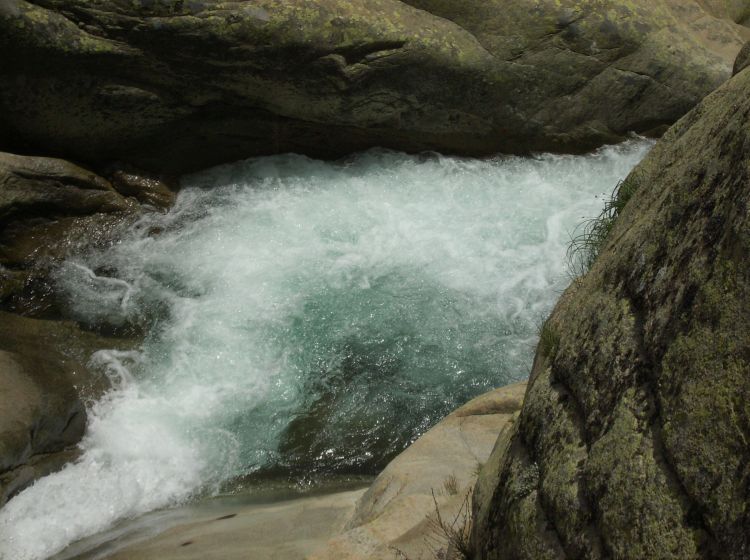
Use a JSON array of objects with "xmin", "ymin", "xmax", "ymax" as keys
[
  {"xmin": 0, "ymin": 151, "xmax": 171, "ymax": 315},
  {"xmin": 0, "ymin": 152, "xmax": 166, "ymax": 504},
  {"xmin": 0, "ymin": 312, "xmax": 136, "ymax": 506}
]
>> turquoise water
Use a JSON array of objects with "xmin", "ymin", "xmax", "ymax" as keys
[{"xmin": 0, "ymin": 141, "xmax": 650, "ymax": 560}]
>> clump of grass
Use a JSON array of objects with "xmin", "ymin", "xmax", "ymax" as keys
[
  {"xmin": 391, "ymin": 489, "xmax": 475, "ymax": 560},
  {"xmin": 538, "ymin": 320, "xmax": 560, "ymax": 359},
  {"xmin": 425, "ymin": 490, "xmax": 474, "ymax": 560},
  {"xmin": 443, "ymin": 474, "xmax": 459, "ymax": 496},
  {"xmin": 567, "ymin": 172, "xmax": 642, "ymax": 277}
]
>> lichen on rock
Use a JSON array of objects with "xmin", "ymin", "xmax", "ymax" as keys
[
  {"xmin": 472, "ymin": 57, "xmax": 750, "ymax": 560},
  {"xmin": 0, "ymin": 0, "xmax": 748, "ymax": 173}
]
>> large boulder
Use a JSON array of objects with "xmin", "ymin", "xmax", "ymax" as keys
[
  {"xmin": 0, "ymin": 152, "xmax": 128, "ymax": 222},
  {"xmin": 472, "ymin": 58, "xmax": 750, "ymax": 558},
  {"xmin": 0, "ymin": 0, "xmax": 748, "ymax": 174}
]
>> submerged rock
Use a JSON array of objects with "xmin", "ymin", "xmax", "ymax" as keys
[
  {"xmin": 472, "ymin": 56, "xmax": 750, "ymax": 559},
  {"xmin": 108, "ymin": 167, "xmax": 176, "ymax": 210},
  {"xmin": 0, "ymin": 1, "xmax": 748, "ymax": 173}
]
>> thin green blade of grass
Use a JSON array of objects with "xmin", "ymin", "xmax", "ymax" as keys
[{"xmin": 567, "ymin": 172, "xmax": 642, "ymax": 277}]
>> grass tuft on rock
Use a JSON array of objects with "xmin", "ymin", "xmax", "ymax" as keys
[
  {"xmin": 538, "ymin": 321, "xmax": 560, "ymax": 359},
  {"xmin": 391, "ymin": 489, "xmax": 474, "ymax": 560},
  {"xmin": 567, "ymin": 171, "xmax": 642, "ymax": 277},
  {"xmin": 443, "ymin": 474, "xmax": 459, "ymax": 496},
  {"xmin": 426, "ymin": 490, "xmax": 474, "ymax": 560}
]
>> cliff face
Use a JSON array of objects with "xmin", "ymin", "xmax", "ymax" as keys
[
  {"xmin": 0, "ymin": 0, "xmax": 748, "ymax": 174},
  {"xmin": 472, "ymin": 55, "xmax": 750, "ymax": 559}
]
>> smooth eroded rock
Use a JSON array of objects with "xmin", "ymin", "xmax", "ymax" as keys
[
  {"xmin": 99, "ymin": 489, "xmax": 367, "ymax": 560},
  {"xmin": 0, "ymin": 1, "xmax": 748, "ymax": 173},
  {"xmin": 0, "ymin": 312, "xmax": 135, "ymax": 505},
  {"xmin": 311, "ymin": 381, "xmax": 527, "ymax": 560},
  {"xmin": 0, "ymin": 151, "xmax": 127, "ymax": 222}
]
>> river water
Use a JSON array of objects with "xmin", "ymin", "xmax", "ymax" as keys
[{"xmin": 0, "ymin": 141, "xmax": 651, "ymax": 560}]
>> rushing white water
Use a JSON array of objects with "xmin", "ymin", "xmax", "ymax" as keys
[{"xmin": 0, "ymin": 140, "xmax": 651, "ymax": 560}]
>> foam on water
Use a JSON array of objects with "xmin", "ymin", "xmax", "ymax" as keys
[{"xmin": 0, "ymin": 141, "xmax": 651, "ymax": 560}]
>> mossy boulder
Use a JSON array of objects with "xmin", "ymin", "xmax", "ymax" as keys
[
  {"xmin": 0, "ymin": 0, "xmax": 748, "ymax": 173},
  {"xmin": 472, "ymin": 58, "xmax": 750, "ymax": 559}
]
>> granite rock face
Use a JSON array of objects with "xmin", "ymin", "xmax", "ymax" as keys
[
  {"xmin": 0, "ymin": 0, "xmax": 748, "ymax": 173},
  {"xmin": 472, "ymin": 59, "xmax": 750, "ymax": 560},
  {"xmin": 733, "ymin": 39, "xmax": 750, "ymax": 74}
]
